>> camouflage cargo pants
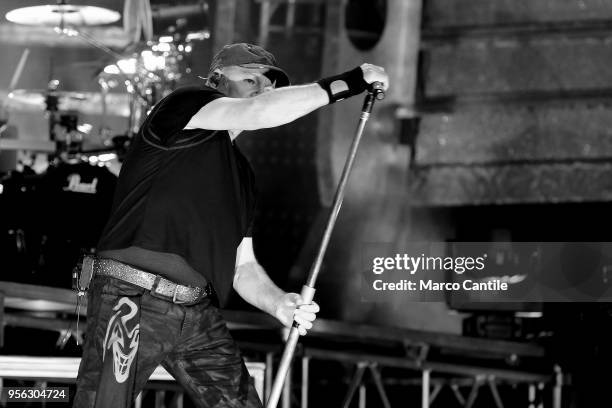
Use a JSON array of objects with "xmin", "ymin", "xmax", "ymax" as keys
[{"xmin": 73, "ymin": 275, "xmax": 262, "ymax": 408}]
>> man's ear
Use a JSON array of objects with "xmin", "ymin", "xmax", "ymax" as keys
[
  {"xmin": 208, "ymin": 70, "xmax": 230, "ymax": 93},
  {"xmin": 208, "ymin": 71, "xmax": 222, "ymax": 88}
]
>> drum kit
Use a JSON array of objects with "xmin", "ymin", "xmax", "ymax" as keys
[
  {"xmin": 2, "ymin": 0, "xmax": 207, "ymax": 157},
  {"xmin": 0, "ymin": 0, "xmax": 209, "ymax": 287}
]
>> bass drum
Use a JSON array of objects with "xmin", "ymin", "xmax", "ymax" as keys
[
  {"xmin": 1, "ymin": 169, "xmax": 46, "ymax": 284},
  {"xmin": 0, "ymin": 162, "xmax": 117, "ymax": 288}
]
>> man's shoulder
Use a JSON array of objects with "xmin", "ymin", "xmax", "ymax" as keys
[
  {"xmin": 151, "ymin": 85, "xmax": 225, "ymax": 116},
  {"xmin": 166, "ymin": 84, "xmax": 223, "ymax": 100}
]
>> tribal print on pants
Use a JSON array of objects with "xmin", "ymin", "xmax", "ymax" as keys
[
  {"xmin": 103, "ymin": 297, "xmax": 141, "ymax": 383},
  {"xmin": 95, "ymin": 295, "xmax": 141, "ymax": 407}
]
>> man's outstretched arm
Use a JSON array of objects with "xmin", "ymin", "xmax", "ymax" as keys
[
  {"xmin": 232, "ymin": 237, "xmax": 319, "ymax": 335},
  {"xmin": 186, "ymin": 63, "xmax": 389, "ymax": 132}
]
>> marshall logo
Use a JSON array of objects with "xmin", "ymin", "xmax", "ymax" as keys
[{"xmin": 63, "ymin": 174, "xmax": 98, "ymax": 194}]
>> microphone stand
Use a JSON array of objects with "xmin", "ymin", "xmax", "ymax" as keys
[{"xmin": 265, "ymin": 82, "xmax": 386, "ymax": 408}]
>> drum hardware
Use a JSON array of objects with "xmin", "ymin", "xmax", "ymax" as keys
[
  {"xmin": 1, "ymin": 48, "xmax": 31, "ymax": 139},
  {"xmin": 53, "ymin": 111, "xmax": 87, "ymax": 158},
  {"xmin": 8, "ymin": 89, "xmax": 130, "ymax": 117},
  {"xmin": 151, "ymin": 2, "xmax": 209, "ymax": 22},
  {"xmin": 0, "ymin": 111, "xmax": 7, "ymax": 136},
  {"xmin": 54, "ymin": 28, "xmax": 172, "ymax": 135},
  {"xmin": 7, "ymin": 82, "xmax": 127, "ymax": 152},
  {"xmin": 8, "ymin": 228, "xmax": 27, "ymax": 254},
  {"xmin": 0, "ymin": 140, "xmax": 56, "ymax": 153},
  {"xmin": 151, "ymin": 2, "xmax": 210, "ymax": 50},
  {"xmin": 5, "ymin": 82, "xmax": 130, "ymax": 167},
  {"xmin": 6, "ymin": 1, "xmax": 143, "ymax": 136},
  {"xmin": 184, "ymin": 30, "xmax": 211, "ymax": 42},
  {"xmin": 81, "ymin": 134, "xmax": 131, "ymax": 164},
  {"xmin": 9, "ymin": 88, "xmax": 87, "ymax": 108},
  {"xmin": 7, "ymin": 85, "xmax": 99, "ymax": 160},
  {"xmin": 5, "ymin": 1, "xmax": 120, "ymax": 27},
  {"xmin": 5, "ymin": 0, "xmax": 209, "ymax": 153},
  {"xmin": 96, "ymin": 37, "xmax": 188, "ymax": 135}
]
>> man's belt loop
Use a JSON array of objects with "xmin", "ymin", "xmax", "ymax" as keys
[
  {"xmin": 151, "ymin": 275, "xmax": 162, "ymax": 296},
  {"xmin": 172, "ymin": 285, "xmax": 180, "ymax": 303}
]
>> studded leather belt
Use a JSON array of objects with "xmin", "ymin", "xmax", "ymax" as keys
[{"xmin": 92, "ymin": 257, "xmax": 211, "ymax": 305}]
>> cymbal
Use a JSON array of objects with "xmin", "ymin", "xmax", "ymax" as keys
[
  {"xmin": 8, "ymin": 89, "xmax": 87, "ymax": 107},
  {"xmin": 5, "ymin": 4, "xmax": 120, "ymax": 27},
  {"xmin": 8, "ymin": 89, "xmax": 130, "ymax": 117},
  {"xmin": 0, "ymin": 139, "xmax": 56, "ymax": 153}
]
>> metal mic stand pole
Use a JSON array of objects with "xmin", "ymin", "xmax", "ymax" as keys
[{"xmin": 266, "ymin": 82, "xmax": 386, "ymax": 408}]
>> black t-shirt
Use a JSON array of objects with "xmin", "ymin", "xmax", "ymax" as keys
[{"xmin": 97, "ymin": 86, "xmax": 256, "ymax": 306}]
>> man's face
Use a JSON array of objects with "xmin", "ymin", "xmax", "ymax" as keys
[{"xmin": 219, "ymin": 66, "xmax": 276, "ymax": 98}]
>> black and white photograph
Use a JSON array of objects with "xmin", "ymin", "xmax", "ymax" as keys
[{"xmin": 0, "ymin": 0, "xmax": 611, "ymax": 407}]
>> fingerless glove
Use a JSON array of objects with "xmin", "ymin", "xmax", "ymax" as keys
[{"xmin": 316, "ymin": 67, "xmax": 368, "ymax": 104}]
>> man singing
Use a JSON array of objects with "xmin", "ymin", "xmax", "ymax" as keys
[{"xmin": 73, "ymin": 43, "xmax": 389, "ymax": 407}]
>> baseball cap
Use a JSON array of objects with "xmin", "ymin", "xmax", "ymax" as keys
[{"xmin": 204, "ymin": 43, "xmax": 290, "ymax": 87}]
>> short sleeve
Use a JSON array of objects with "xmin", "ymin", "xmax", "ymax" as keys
[
  {"xmin": 245, "ymin": 217, "xmax": 254, "ymax": 238},
  {"xmin": 145, "ymin": 86, "xmax": 224, "ymax": 145}
]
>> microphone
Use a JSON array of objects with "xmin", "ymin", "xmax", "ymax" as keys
[
  {"xmin": 369, "ymin": 81, "xmax": 385, "ymax": 100},
  {"xmin": 362, "ymin": 81, "xmax": 385, "ymax": 113}
]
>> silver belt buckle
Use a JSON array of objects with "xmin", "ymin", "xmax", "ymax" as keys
[
  {"xmin": 172, "ymin": 283, "xmax": 194, "ymax": 304},
  {"xmin": 150, "ymin": 276, "xmax": 196, "ymax": 304},
  {"xmin": 151, "ymin": 276, "xmax": 171, "ymax": 302}
]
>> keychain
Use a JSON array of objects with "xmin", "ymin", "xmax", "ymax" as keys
[{"xmin": 69, "ymin": 255, "xmax": 95, "ymax": 345}]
